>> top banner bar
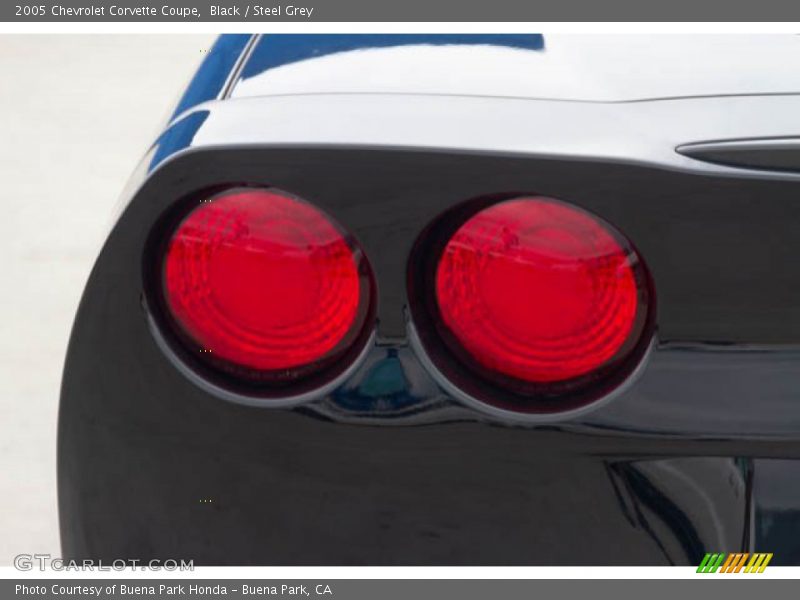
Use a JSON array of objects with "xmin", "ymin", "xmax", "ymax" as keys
[{"xmin": 5, "ymin": 0, "xmax": 800, "ymax": 22}]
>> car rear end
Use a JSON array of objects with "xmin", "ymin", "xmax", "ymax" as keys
[{"xmin": 59, "ymin": 34, "xmax": 800, "ymax": 565}]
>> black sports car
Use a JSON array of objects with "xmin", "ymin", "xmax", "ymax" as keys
[{"xmin": 59, "ymin": 34, "xmax": 800, "ymax": 565}]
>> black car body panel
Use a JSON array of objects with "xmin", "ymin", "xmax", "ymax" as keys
[{"xmin": 59, "ymin": 34, "xmax": 800, "ymax": 565}]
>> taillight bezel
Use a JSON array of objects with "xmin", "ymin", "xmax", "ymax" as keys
[
  {"xmin": 407, "ymin": 192, "xmax": 656, "ymax": 418},
  {"xmin": 143, "ymin": 184, "xmax": 377, "ymax": 402}
]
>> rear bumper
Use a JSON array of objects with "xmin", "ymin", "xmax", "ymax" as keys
[{"xmin": 59, "ymin": 102, "xmax": 800, "ymax": 563}]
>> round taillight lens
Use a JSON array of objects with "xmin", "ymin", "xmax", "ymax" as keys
[
  {"xmin": 414, "ymin": 195, "xmax": 652, "ymax": 413},
  {"xmin": 160, "ymin": 187, "xmax": 373, "ymax": 385}
]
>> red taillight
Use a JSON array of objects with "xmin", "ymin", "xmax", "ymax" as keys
[
  {"xmin": 416, "ymin": 196, "xmax": 652, "ymax": 411},
  {"xmin": 161, "ymin": 187, "xmax": 373, "ymax": 383}
]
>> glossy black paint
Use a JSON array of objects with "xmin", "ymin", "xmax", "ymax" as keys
[
  {"xmin": 59, "ymin": 32, "xmax": 800, "ymax": 565},
  {"xmin": 60, "ymin": 145, "xmax": 800, "ymax": 564},
  {"xmin": 140, "ymin": 148, "xmax": 800, "ymax": 346},
  {"xmin": 753, "ymin": 460, "xmax": 800, "ymax": 565}
]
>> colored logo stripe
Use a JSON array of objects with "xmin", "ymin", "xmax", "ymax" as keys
[
  {"xmin": 745, "ymin": 553, "xmax": 773, "ymax": 573},
  {"xmin": 697, "ymin": 553, "xmax": 773, "ymax": 573},
  {"xmin": 697, "ymin": 553, "xmax": 725, "ymax": 573}
]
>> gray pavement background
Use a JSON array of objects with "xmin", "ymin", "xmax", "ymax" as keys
[{"xmin": 0, "ymin": 34, "xmax": 215, "ymax": 563}]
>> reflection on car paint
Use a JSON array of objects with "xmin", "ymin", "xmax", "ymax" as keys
[
  {"xmin": 149, "ymin": 110, "xmax": 209, "ymax": 172},
  {"xmin": 168, "ymin": 34, "xmax": 251, "ymax": 122},
  {"xmin": 238, "ymin": 34, "xmax": 545, "ymax": 81},
  {"xmin": 58, "ymin": 34, "xmax": 800, "ymax": 564},
  {"xmin": 606, "ymin": 458, "xmax": 750, "ymax": 565}
]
